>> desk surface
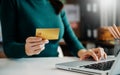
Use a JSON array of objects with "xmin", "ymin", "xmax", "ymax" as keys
[{"xmin": 0, "ymin": 57, "xmax": 87, "ymax": 75}]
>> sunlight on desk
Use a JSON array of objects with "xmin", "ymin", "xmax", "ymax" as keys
[{"xmin": 0, "ymin": 57, "xmax": 86, "ymax": 75}]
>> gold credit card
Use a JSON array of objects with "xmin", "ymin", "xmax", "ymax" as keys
[{"xmin": 36, "ymin": 28, "xmax": 60, "ymax": 40}]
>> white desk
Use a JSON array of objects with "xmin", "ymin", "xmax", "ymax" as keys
[{"xmin": 0, "ymin": 57, "xmax": 86, "ymax": 75}]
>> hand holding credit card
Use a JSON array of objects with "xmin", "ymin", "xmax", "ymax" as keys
[{"xmin": 36, "ymin": 28, "xmax": 60, "ymax": 40}]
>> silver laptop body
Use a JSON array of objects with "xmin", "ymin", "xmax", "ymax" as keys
[
  {"xmin": 56, "ymin": 52, "xmax": 120, "ymax": 75},
  {"xmin": 56, "ymin": 39, "xmax": 120, "ymax": 75}
]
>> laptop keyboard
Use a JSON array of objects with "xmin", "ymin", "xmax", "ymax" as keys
[{"xmin": 82, "ymin": 60, "xmax": 115, "ymax": 71}]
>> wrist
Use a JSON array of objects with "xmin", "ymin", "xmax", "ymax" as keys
[{"xmin": 77, "ymin": 49, "xmax": 87, "ymax": 58}]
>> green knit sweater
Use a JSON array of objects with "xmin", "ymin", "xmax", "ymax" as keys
[{"xmin": 1, "ymin": 0, "xmax": 85, "ymax": 58}]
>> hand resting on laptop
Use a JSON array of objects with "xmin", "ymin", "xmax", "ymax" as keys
[{"xmin": 78, "ymin": 47, "xmax": 107, "ymax": 61}]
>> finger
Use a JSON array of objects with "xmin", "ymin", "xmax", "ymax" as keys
[
  {"xmin": 44, "ymin": 39, "xmax": 49, "ymax": 44},
  {"xmin": 97, "ymin": 48, "xmax": 104, "ymax": 59},
  {"xmin": 99, "ymin": 48, "xmax": 106, "ymax": 59},
  {"xmin": 25, "ymin": 47, "xmax": 35, "ymax": 56},
  {"xmin": 34, "ymin": 47, "xmax": 45, "ymax": 55},
  {"xmin": 79, "ymin": 55, "xmax": 86, "ymax": 60},
  {"xmin": 40, "ymin": 40, "xmax": 49, "ymax": 45},
  {"xmin": 98, "ymin": 48, "xmax": 106, "ymax": 60},
  {"xmin": 33, "ymin": 49, "xmax": 42, "ymax": 55},
  {"xmin": 32, "ymin": 44, "xmax": 45, "ymax": 51},
  {"xmin": 93, "ymin": 47, "xmax": 104, "ymax": 60},
  {"xmin": 80, "ymin": 55, "xmax": 89, "ymax": 60},
  {"xmin": 28, "ymin": 39, "xmax": 49, "ymax": 47},
  {"xmin": 31, "ymin": 45, "xmax": 42, "ymax": 51},
  {"xmin": 104, "ymin": 53, "xmax": 107, "ymax": 59},
  {"xmin": 80, "ymin": 50, "xmax": 98, "ymax": 61},
  {"xmin": 88, "ymin": 50, "xmax": 98, "ymax": 61},
  {"xmin": 30, "ymin": 42, "xmax": 41, "ymax": 47},
  {"xmin": 41, "ymin": 46, "xmax": 45, "ymax": 51},
  {"xmin": 40, "ymin": 44, "xmax": 45, "ymax": 49},
  {"xmin": 26, "ymin": 37, "xmax": 42, "ymax": 43}
]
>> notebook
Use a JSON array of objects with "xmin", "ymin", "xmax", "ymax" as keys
[{"xmin": 56, "ymin": 52, "xmax": 120, "ymax": 75}]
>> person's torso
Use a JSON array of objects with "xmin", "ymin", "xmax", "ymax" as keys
[{"xmin": 15, "ymin": 0, "xmax": 65, "ymax": 57}]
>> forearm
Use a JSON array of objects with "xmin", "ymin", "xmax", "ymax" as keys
[{"xmin": 3, "ymin": 42, "xmax": 27, "ymax": 58}]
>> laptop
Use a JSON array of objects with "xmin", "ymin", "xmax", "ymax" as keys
[{"xmin": 55, "ymin": 51, "xmax": 120, "ymax": 75}]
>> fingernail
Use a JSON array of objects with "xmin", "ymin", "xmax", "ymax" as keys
[
  {"xmin": 96, "ymin": 58, "xmax": 98, "ymax": 61},
  {"xmin": 45, "ymin": 40, "xmax": 49, "ymax": 43}
]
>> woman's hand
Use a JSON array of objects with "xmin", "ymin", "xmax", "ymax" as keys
[
  {"xmin": 78, "ymin": 47, "xmax": 107, "ymax": 61},
  {"xmin": 25, "ymin": 37, "xmax": 49, "ymax": 56}
]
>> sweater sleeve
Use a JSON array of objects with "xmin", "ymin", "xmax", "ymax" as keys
[
  {"xmin": 1, "ymin": 0, "xmax": 27, "ymax": 58},
  {"xmin": 61, "ymin": 9, "xmax": 85, "ymax": 56}
]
